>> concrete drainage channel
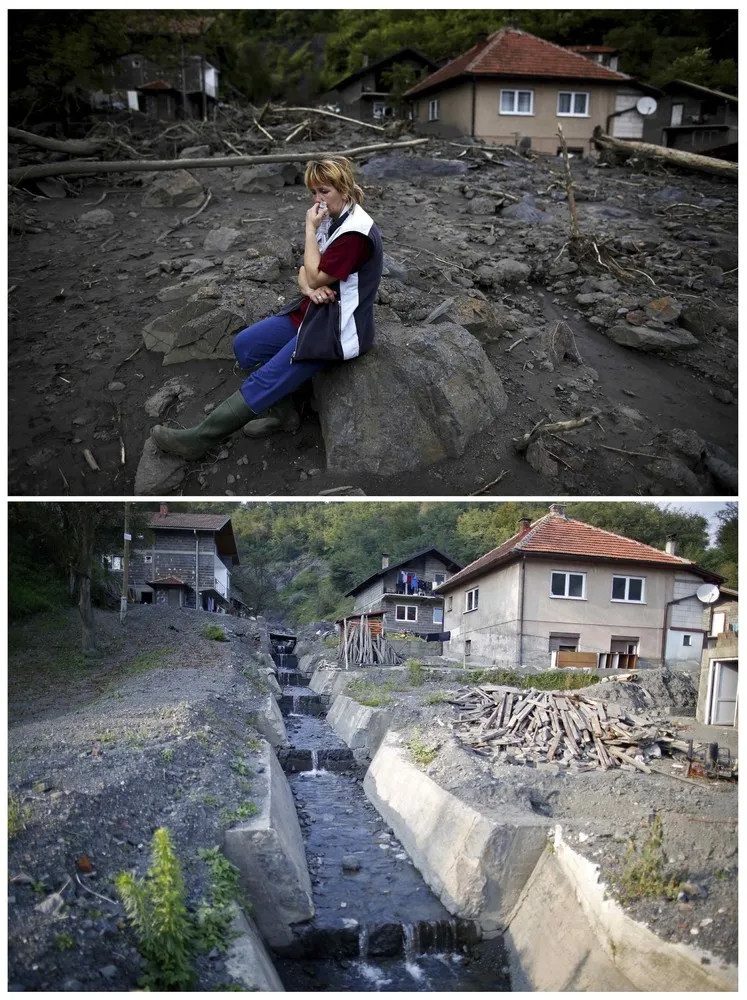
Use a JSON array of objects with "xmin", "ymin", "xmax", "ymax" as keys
[
  {"xmin": 227, "ymin": 642, "xmax": 736, "ymax": 992},
  {"xmin": 271, "ymin": 649, "xmax": 507, "ymax": 991}
]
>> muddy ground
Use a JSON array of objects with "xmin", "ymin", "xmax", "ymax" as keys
[{"xmin": 8, "ymin": 125, "xmax": 737, "ymax": 498}]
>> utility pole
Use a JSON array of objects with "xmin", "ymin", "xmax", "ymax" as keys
[{"xmin": 121, "ymin": 502, "xmax": 131, "ymax": 624}]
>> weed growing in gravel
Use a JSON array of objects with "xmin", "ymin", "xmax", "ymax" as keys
[
  {"xmin": 425, "ymin": 691, "xmax": 453, "ymax": 705},
  {"xmin": 323, "ymin": 636, "xmax": 338, "ymax": 649},
  {"xmin": 203, "ymin": 795, "xmax": 218, "ymax": 806},
  {"xmin": 161, "ymin": 748, "xmax": 175, "ymax": 762},
  {"xmin": 195, "ymin": 847, "xmax": 245, "ymax": 953},
  {"xmin": 125, "ymin": 648, "xmax": 174, "ymax": 674},
  {"xmin": 612, "ymin": 814, "xmax": 683, "ymax": 904},
  {"xmin": 116, "ymin": 827, "xmax": 196, "ymax": 990},
  {"xmin": 407, "ymin": 659, "xmax": 425, "ymax": 686},
  {"xmin": 54, "ymin": 932, "xmax": 75, "ymax": 951},
  {"xmin": 407, "ymin": 731, "xmax": 439, "ymax": 767},
  {"xmin": 8, "ymin": 794, "xmax": 31, "ymax": 838},
  {"xmin": 202, "ymin": 624, "xmax": 229, "ymax": 642},
  {"xmin": 246, "ymin": 736, "xmax": 262, "ymax": 751},
  {"xmin": 230, "ymin": 757, "xmax": 252, "ymax": 776},
  {"xmin": 221, "ymin": 802, "xmax": 260, "ymax": 825},
  {"xmin": 461, "ymin": 668, "xmax": 599, "ymax": 691},
  {"xmin": 347, "ymin": 676, "xmax": 410, "ymax": 707}
]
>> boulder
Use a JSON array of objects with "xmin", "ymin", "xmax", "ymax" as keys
[
  {"xmin": 479, "ymin": 258, "xmax": 531, "ymax": 287},
  {"xmin": 604, "ymin": 323, "xmax": 698, "ymax": 352},
  {"xmin": 467, "ymin": 196, "xmax": 499, "ymax": 215},
  {"xmin": 134, "ymin": 438, "xmax": 186, "ymax": 495},
  {"xmin": 78, "ymin": 208, "xmax": 115, "ymax": 228},
  {"xmin": 142, "ymin": 170, "xmax": 204, "ymax": 208},
  {"xmin": 644, "ymin": 296, "xmax": 681, "ymax": 324},
  {"xmin": 204, "ymin": 227, "xmax": 242, "ymax": 254},
  {"xmin": 361, "ymin": 154, "xmax": 468, "ymax": 180},
  {"xmin": 179, "ymin": 144, "xmax": 211, "ymax": 158},
  {"xmin": 143, "ymin": 298, "xmax": 245, "ymax": 364},
  {"xmin": 680, "ymin": 303, "xmax": 736, "ymax": 339},
  {"xmin": 234, "ymin": 163, "xmax": 301, "ymax": 192},
  {"xmin": 313, "ymin": 320, "xmax": 508, "ymax": 476},
  {"xmin": 157, "ymin": 278, "xmax": 222, "ymax": 304},
  {"xmin": 501, "ymin": 196, "xmax": 549, "ymax": 224},
  {"xmin": 424, "ymin": 294, "xmax": 504, "ymax": 341},
  {"xmin": 144, "ymin": 378, "xmax": 194, "ymax": 418}
]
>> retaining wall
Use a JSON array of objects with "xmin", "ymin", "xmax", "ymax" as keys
[
  {"xmin": 224, "ymin": 906, "xmax": 285, "ymax": 991},
  {"xmin": 222, "ymin": 744, "xmax": 313, "ymax": 948},
  {"xmin": 248, "ymin": 693, "xmax": 288, "ymax": 747},
  {"xmin": 326, "ymin": 694, "xmax": 392, "ymax": 757}
]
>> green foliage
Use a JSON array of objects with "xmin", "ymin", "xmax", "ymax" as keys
[
  {"xmin": 203, "ymin": 795, "xmax": 218, "ymax": 806},
  {"xmin": 464, "ymin": 668, "xmax": 524, "ymax": 687},
  {"xmin": 161, "ymin": 748, "xmax": 175, "ymax": 762},
  {"xmin": 116, "ymin": 827, "xmax": 195, "ymax": 991},
  {"xmin": 194, "ymin": 847, "xmax": 244, "ymax": 954},
  {"xmin": 613, "ymin": 814, "xmax": 684, "ymax": 904},
  {"xmin": 230, "ymin": 757, "xmax": 253, "ymax": 777},
  {"xmin": 201, "ymin": 624, "xmax": 229, "ymax": 642},
  {"xmin": 54, "ymin": 932, "xmax": 75, "ymax": 951},
  {"xmin": 407, "ymin": 730, "xmax": 439, "ymax": 767},
  {"xmin": 221, "ymin": 802, "xmax": 260, "ymax": 825},
  {"xmin": 406, "ymin": 659, "xmax": 425, "ymax": 686},
  {"xmin": 8, "ymin": 794, "xmax": 31, "ymax": 838},
  {"xmin": 125, "ymin": 648, "xmax": 174, "ymax": 674},
  {"xmin": 323, "ymin": 636, "xmax": 339, "ymax": 649},
  {"xmin": 346, "ymin": 675, "xmax": 410, "ymax": 706},
  {"xmin": 425, "ymin": 691, "xmax": 453, "ymax": 705},
  {"xmin": 529, "ymin": 671, "xmax": 600, "ymax": 691}
]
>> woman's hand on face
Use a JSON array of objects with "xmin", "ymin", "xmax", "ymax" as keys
[{"xmin": 306, "ymin": 202, "xmax": 328, "ymax": 231}]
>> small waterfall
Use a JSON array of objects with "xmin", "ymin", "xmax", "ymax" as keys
[
  {"xmin": 292, "ymin": 693, "xmax": 300, "ymax": 714},
  {"xmin": 311, "ymin": 749, "xmax": 319, "ymax": 773},
  {"xmin": 279, "ymin": 652, "xmax": 286, "ymax": 671},
  {"xmin": 358, "ymin": 924, "xmax": 369, "ymax": 959}
]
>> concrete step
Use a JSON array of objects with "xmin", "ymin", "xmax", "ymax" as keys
[
  {"xmin": 279, "ymin": 692, "xmax": 324, "ymax": 717},
  {"xmin": 278, "ymin": 671, "xmax": 309, "ymax": 687},
  {"xmin": 273, "ymin": 916, "xmax": 479, "ymax": 960},
  {"xmin": 273, "ymin": 653, "xmax": 298, "ymax": 670},
  {"xmin": 276, "ymin": 747, "xmax": 357, "ymax": 774}
]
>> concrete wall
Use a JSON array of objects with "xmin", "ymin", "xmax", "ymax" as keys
[
  {"xmin": 412, "ymin": 81, "xmax": 473, "ymax": 137},
  {"xmin": 222, "ymin": 744, "xmax": 313, "ymax": 948},
  {"xmin": 442, "ymin": 560, "xmax": 521, "ymax": 667},
  {"xmin": 696, "ymin": 632, "xmax": 740, "ymax": 724},
  {"xmin": 327, "ymin": 694, "xmax": 392, "ymax": 757},
  {"xmin": 224, "ymin": 907, "xmax": 285, "ymax": 991}
]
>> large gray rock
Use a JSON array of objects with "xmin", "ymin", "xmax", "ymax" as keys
[
  {"xmin": 313, "ymin": 320, "xmax": 508, "ymax": 476},
  {"xmin": 142, "ymin": 170, "xmax": 204, "ymax": 208},
  {"xmin": 234, "ymin": 163, "xmax": 301, "ymax": 192},
  {"xmin": 501, "ymin": 196, "xmax": 549, "ymax": 223},
  {"xmin": 204, "ymin": 227, "xmax": 242, "ymax": 254},
  {"xmin": 605, "ymin": 323, "xmax": 699, "ymax": 352},
  {"xmin": 179, "ymin": 144, "xmax": 211, "ymax": 159},
  {"xmin": 143, "ymin": 298, "xmax": 245, "ymax": 364},
  {"xmin": 361, "ymin": 154, "xmax": 468, "ymax": 179},
  {"xmin": 424, "ymin": 294, "xmax": 506, "ymax": 342},
  {"xmin": 134, "ymin": 438, "xmax": 186, "ymax": 495},
  {"xmin": 78, "ymin": 208, "xmax": 115, "ymax": 228}
]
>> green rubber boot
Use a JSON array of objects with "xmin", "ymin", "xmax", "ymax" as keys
[
  {"xmin": 242, "ymin": 396, "xmax": 301, "ymax": 439},
  {"xmin": 151, "ymin": 390, "xmax": 255, "ymax": 460}
]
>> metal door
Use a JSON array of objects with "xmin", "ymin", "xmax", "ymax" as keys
[
  {"xmin": 167, "ymin": 588, "xmax": 180, "ymax": 608},
  {"xmin": 711, "ymin": 660, "xmax": 738, "ymax": 725}
]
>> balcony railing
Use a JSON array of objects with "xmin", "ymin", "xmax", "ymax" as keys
[
  {"xmin": 213, "ymin": 577, "xmax": 227, "ymax": 597},
  {"xmin": 383, "ymin": 582, "xmax": 442, "ymax": 598}
]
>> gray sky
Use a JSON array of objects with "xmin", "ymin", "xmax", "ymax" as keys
[{"xmin": 654, "ymin": 500, "xmax": 732, "ymax": 546}]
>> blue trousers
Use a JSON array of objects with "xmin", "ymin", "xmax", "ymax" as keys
[{"xmin": 233, "ymin": 314, "xmax": 327, "ymax": 413}]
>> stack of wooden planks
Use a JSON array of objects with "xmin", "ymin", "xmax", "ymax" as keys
[{"xmin": 450, "ymin": 685, "xmax": 694, "ymax": 772}]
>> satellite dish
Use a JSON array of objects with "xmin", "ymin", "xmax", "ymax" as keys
[
  {"xmin": 696, "ymin": 583, "xmax": 720, "ymax": 604},
  {"xmin": 636, "ymin": 96, "xmax": 658, "ymax": 116}
]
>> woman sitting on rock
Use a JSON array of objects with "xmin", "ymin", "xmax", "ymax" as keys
[{"xmin": 151, "ymin": 156, "xmax": 383, "ymax": 460}]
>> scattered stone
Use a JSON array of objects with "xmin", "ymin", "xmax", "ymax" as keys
[
  {"xmin": 144, "ymin": 378, "xmax": 193, "ymax": 418},
  {"xmin": 181, "ymin": 257, "xmax": 217, "ymax": 278},
  {"xmin": 78, "ymin": 209, "xmax": 115, "ymax": 228},
  {"xmin": 27, "ymin": 448, "xmax": 55, "ymax": 468},
  {"xmin": 501, "ymin": 196, "xmax": 548, "ymax": 223},
  {"xmin": 525, "ymin": 439, "xmax": 558, "ymax": 478},
  {"xmin": 100, "ymin": 965, "xmax": 118, "ymax": 980},
  {"xmin": 204, "ymin": 227, "xmax": 242, "ymax": 255},
  {"xmin": 243, "ymin": 256, "xmax": 281, "ymax": 283},
  {"xmin": 645, "ymin": 296, "xmax": 681, "ymax": 324},
  {"xmin": 705, "ymin": 454, "xmax": 738, "ymax": 494},
  {"xmin": 604, "ymin": 323, "xmax": 698, "ymax": 352},
  {"xmin": 134, "ymin": 438, "xmax": 186, "ymax": 496},
  {"xmin": 107, "ymin": 381, "xmax": 125, "ymax": 392},
  {"xmin": 142, "ymin": 170, "xmax": 204, "ymax": 209},
  {"xmin": 143, "ymin": 299, "xmax": 245, "ymax": 365},
  {"xmin": 361, "ymin": 154, "xmax": 468, "ymax": 179},
  {"xmin": 234, "ymin": 163, "xmax": 301, "ymax": 192},
  {"xmin": 179, "ymin": 144, "xmax": 211, "ymax": 159},
  {"xmin": 62, "ymin": 980, "xmax": 84, "ymax": 991},
  {"xmin": 341, "ymin": 855, "xmax": 361, "ymax": 872}
]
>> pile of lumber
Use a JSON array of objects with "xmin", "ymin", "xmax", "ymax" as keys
[
  {"xmin": 339, "ymin": 615, "xmax": 401, "ymax": 668},
  {"xmin": 451, "ymin": 685, "xmax": 693, "ymax": 773}
]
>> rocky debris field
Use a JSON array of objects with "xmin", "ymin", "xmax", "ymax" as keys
[
  {"xmin": 8, "ymin": 115, "xmax": 737, "ymax": 497},
  {"xmin": 7, "ymin": 605, "xmax": 272, "ymax": 992},
  {"xmin": 315, "ymin": 658, "xmax": 738, "ymax": 967}
]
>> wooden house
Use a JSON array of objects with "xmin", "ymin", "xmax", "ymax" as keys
[{"xmin": 323, "ymin": 47, "xmax": 437, "ymax": 121}]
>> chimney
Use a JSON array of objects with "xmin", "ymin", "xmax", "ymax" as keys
[
  {"xmin": 665, "ymin": 534, "xmax": 677, "ymax": 556},
  {"xmin": 381, "ymin": 552, "xmax": 390, "ymax": 570},
  {"xmin": 159, "ymin": 503, "xmax": 168, "ymax": 515},
  {"xmin": 549, "ymin": 503, "xmax": 566, "ymax": 519},
  {"xmin": 519, "ymin": 517, "xmax": 532, "ymax": 534}
]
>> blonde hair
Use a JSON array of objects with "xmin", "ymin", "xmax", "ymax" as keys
[{"xmin": 304, "ymin": 156, "xmax": 364, "ymax": 206}]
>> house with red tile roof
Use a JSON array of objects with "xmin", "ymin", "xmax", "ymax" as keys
[
  {"xmin": 435, "ymin": 504, "xmax": 722, "ymax": 671},
  {"xmin": 404, "ymin": 28, "xmax": 654, "ymax": 154},
  {"xmin": 106, "ymin": 504, "xmax": 240, "ymax": 611}
]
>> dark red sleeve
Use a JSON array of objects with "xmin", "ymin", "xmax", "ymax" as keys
[{"xmin": 319, "ymin": 233, "xmax": 372, "ymax": 281}]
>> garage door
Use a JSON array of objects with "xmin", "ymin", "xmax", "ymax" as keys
[{"xmin": 613, "ymin": 91, "xmax": 643, "ymax": 139}]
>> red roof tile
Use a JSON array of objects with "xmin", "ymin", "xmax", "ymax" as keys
[
  {"xmin": 138, "ymin": 80, "xmax": 176, "ymax": 91},
  {"xmin": 148, "ymin": 576, "xmax": 187, "ymax": 586},
  {"xmin": 148, "ymin": 512, "xmax": 232, "ymax": 531},
  {"xmin": 566, "ymin": 45, "xmax": 618, "ymax": 54},
  {"xmin": 438, "ymin": 512, "xmax": 718, "ymax": 591},
  {"xmin": 406, "ymin": 28, "xmax": 630, "ymax": 97}
]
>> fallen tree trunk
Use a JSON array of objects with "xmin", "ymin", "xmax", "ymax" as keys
[
  {"xmin": 592, "ymin": 128, "xmax": 737, "ymax": 181},
  {"xmin": 8, "ymin": 126, "xmax": 109, "ymax": 156},
  {"xmin": 8, "ymin": 137, "xmax": 429, "ymax": 184},
  {"xmin": 282, "ymin": 106, "xmax": 386, "ymax": 132}
]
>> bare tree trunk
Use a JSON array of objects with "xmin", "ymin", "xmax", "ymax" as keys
[
  {"xmin": 592, "ymin": 128, "xmax": 737, "ymax": 181},
  {"xmin": 76, "ymin": 508, "xmax": 97, "ymax": 655},
  {"xmin": 8, "ymin": 127, "xmax": 109, "ymax": 156}
]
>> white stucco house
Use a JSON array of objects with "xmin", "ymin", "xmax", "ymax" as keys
[{"xmin": 436, "ymin": 505, "xmax": 723, "ymax": 672}]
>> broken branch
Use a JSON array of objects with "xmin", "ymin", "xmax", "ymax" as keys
[
  {"xmin": 8, "ymin": 126, "xmax": 109, "ymax": 157},
  {"xmin": 514, "ymin": 410, "xmax": 601, "ymax": 454}
]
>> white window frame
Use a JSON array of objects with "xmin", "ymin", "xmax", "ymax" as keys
[
  {"xmin": 428, "ymin": 98, "xmax": 440, "ymax": 122},
  {"xmin": 433, "ymin": 607, "xmax": 444, "ymax": 625},
  {"xmin": 557, "ymin": 91, "xmax": 590, "ymax": 117},
  {"xmin": 465, "ymin": 587, "xmax": 479, "ymax": 612},
  {"xmin": 550, "ymin": 571, "xmax": 586, "ymax": 600},
  {"xmin": 500, "ymin": 89, "xmax": 534, "ymax": 115},
  {"xmin": 682, "ymin": 634, "xmax": 692, "ymax": 647},
  {"xmin": 610, "ymin": 575, "xmax": 646, "ymax": 604},
  {"xmin": 104, "ymin": 555, "xmax": 122, "ymax": 571},
  {"xmin": 710, "ymin": 611, "xmax": 726, "ymax": 637},
  {"xmin": 395, "ymin": 604, "xmax": 418, "ymax": 623},
  {"xmin": 372, "ymin": 101, "xmax": 390, "ymax": 118}
]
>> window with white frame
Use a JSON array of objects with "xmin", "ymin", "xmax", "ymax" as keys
[
  {"xmin": 500, "ymin": 89, "xmax": 534, "ymax": 115},
  {"xmin": 611, "ymin": 576, "xmax": 645, "ymax": 603},
  {"xmin": 396, "ymin": 604, "xmax": 417, "ymax": 622},
  {"xmin": 428, "ymin": 99, "xmax": 440, "ymax": 121},
  {"xmin": 465, "ymin": 587, "xmax": 479, "ymax": 612},
  {"xmin": 710, "ymin": 611, "xmax": 726, "ymax": 637},
  {"xmin": 433, "ymin": 607, "xmax": 444, "ymax": 625},
  {"xmin": 104, "ymin": 555, "xmax": 122, "ymax": 571},
  {"xmin": 557, "ymin": 91, "xmax": 589, "ymax": 116},
  {"xmin": 434, "ymin": 573, "xmax": 445, "ymax": 585},
  {"xmin": 550, "ymin": 571, "xmax": 586, "ymax": 599}
]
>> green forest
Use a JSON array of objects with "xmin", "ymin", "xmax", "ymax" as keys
[
  {"xmin": 8, "ymin": 9, "xmax": 737, "ymax": 121},
  {"xmin": 8, "ymin": 502, "xmax": 738, "ymax": 627}
]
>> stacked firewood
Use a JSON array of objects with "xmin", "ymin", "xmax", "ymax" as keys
[{"xmin": 450, "ymin": 685, "xmax": 693, "ymax": 773}]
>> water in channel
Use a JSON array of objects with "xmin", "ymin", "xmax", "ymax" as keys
[{"xmin": 271, "ymin": 649, "xmax": 510, "ymax": 992}]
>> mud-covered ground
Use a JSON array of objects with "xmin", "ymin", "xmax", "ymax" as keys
[
  {"xmin": 7, "ymin": 605, "xmax": 272, "ymax": 992},
  {"xmin": 8, "ymin": 126, "xmax": 737, "ymax": 497},
  {"xmin": 304, "ymin": 655, "xmax": 738, "ymax": 968}
]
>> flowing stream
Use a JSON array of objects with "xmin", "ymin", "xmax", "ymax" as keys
[{"xmin": 270, "ymin": 647, "xmax": 510, "ymax": 992}]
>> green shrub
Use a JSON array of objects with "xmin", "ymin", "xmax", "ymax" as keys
[
  {"xmin": 116, "ymin": 828, "xmax": 196, "ymax": 990},
  {"xmin": 125, "ymin": 648, "xmax": 174, "ymax": 674},
  {"xmin": 201, "ymin": 624, "xmax": 229, "ymax": 642},
  {"xmin": 8, "ymin": 794, "xmax": 31, "ymax": 838},
  {"xmin": 531, "ymin": 670, "xmax": 600, "ymax": 691},
  {"xmin": 406, "ymin": 659, "xmax": 425, "ymax": 686},
  {"xmin": 425, "ymin": 691, "xmax": 452, "ymax": 705},
  {"xmin": 195, "ymin": 848, "xmax": 244, "ymax": 953},
  {"xmin": 54, "ymin": 932, "xmax": 75, "ymax": 951},
  {"xmin": 612, "ymin": 814, "xmax": 684, "ymax": 904},
  {"xmin": 221, "ymin": 802, "xmax": 260, "ymax": 825},
  {"xmin": 323, "ymin": 636, "xmax": 339, "ymax": 649},
  {"xmin": 407, "ymin": 730, "xmax": 439, "ymax": 767}
]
